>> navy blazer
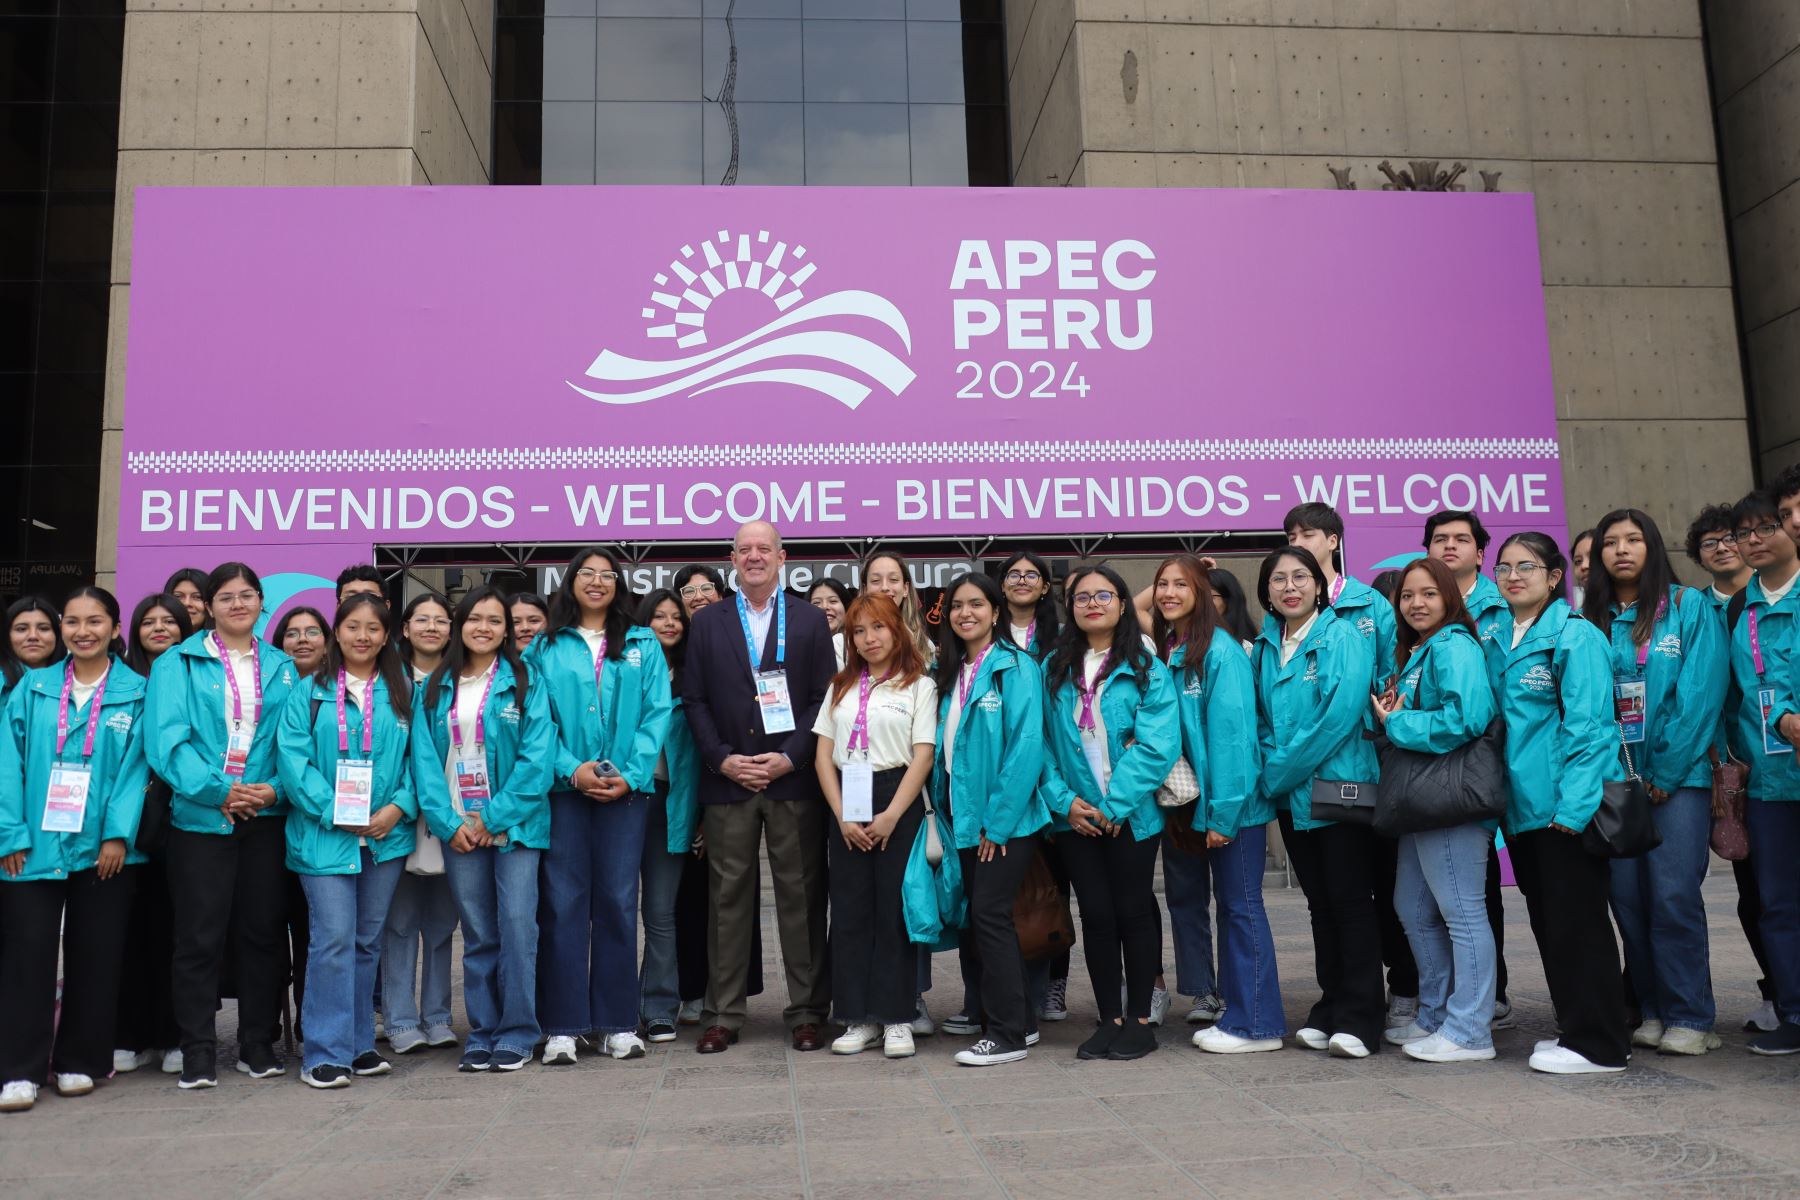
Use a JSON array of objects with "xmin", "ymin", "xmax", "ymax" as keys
[{"xmin": 681, "ymin": 591, "xmax": 835, "ymax": 806}]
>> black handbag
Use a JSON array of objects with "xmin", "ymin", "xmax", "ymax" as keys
[
  {"xmin": 1310, "ymin": 779, "xmax": 1376, "ymax": 825},
  {"xmin": 134, "ymin": 774, "xmax": 173, "ymax": 856},
  {"xmin": 1372, "ymin": 719, "xmax": 1508, "ymax": 837},
  {"xmin": 1579, "ymin": 740, "xmax": 1662, "ymax": 859}
]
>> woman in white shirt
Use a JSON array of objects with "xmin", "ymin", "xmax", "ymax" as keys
[{"xmin": 813, "ymin": 593, "xmax": 937, "ymax": 1060}]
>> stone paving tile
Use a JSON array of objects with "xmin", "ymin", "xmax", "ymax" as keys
[
  {"xmin": 635, "ymin": 1111, "xmax": 799, "ymax": 1151},
  {"xmin": 947, "ymin": 1096, "xmax": 1115, "ymax": 1135},
  {"xmin": 803, "ymin": 1135, "xmax": 988, "ymax": 1185},
  {"xmin": 970, "ymin": 1129, "xmax": 1165, "ymax": 1173},
  {"xmin": 1093, "ymin": 1087, "xmax": 1282, "ymax": 1127},
  {"xmin": 438, "ymin": 1151, "xmax": 631, "ymax": 1198},
  {"xmin": 811, "ymin": 1179, "xmax": 1007, "ymax": 1200},
  {"xmin": 1363, "ymin": 1143, "xmax": 1604, "ymax": 1196},
  {"xmin": 990, "ymin": 1164, "xmax": 1215, "ymax": 1198},
  {"xmin": 1135, "ymin": 1117, "xmax": 1336, "ymax": 1164},
  {"xmin": 1195, "ymin": 1152, "xmax": 1420, "ymax": 1199},
  {"xmin": 250, "ymin": 1159, "xmax": 453, "ymax": 1200},
  {"xmin": 617, "ymin": 1145, "xmax": 802, "ymax": 1192},
  {"xmin": 797, "ymin": 1105, "xmax": 958, "ymax": 1142},
  {"xmin": 1537, "ymin": 1132, "xmax": 1791, "ymax": 1183}
]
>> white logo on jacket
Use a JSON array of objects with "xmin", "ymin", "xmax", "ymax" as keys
[
  {"xmin": 1358, "ymin": 617, "xmax": 1376, "ymax": 636},
  {"xmin": 977, "ymin": 693, "xmax": 1002, "ymax": 713},
  {"xmin": 1302, "ymin": 661, "xmax": 1319, "ymax": 683},
  {"xmin": 625, "ymin": 647, "xmax": 643, "ymax": 668},
  {"xmin": 106, "ymin": 712, "xmax": 133, "ymax": 734},
  {"xmin": 1520, "ymin": 664, "xmax": 1556, "ymax": 694},
  {"xmin": 1653, "ymin": 633, "xmax": 1682, "ymax": 660},
  {"xmin": 500, "ymin": 703, "xmax": 521, "ymax": 724}
]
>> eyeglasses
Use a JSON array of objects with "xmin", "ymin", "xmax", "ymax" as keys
[
  {"xmin": 1698, "ymin": 536, "xmax": 1733, "ymax": 554},
  {"xmin": 1730, "ymin": 524, "xmax": 1782, "ymax": 544},
  {"xmin": 1493, "ymin": 562, "xmax": 1546, "ymax": 579},
  {"xmin": 678, "ymin": 582, "xmax": 718, "ymax": 598},
  {"xmin": 1071, "ymin": 590, "xmax": 1117, "ymax": 608},
  {"xmin": 1266, "ymin": 573, "xmax": 1313, "ymax": 592},
  {"xmin": 409, "ymin": 616, "xmax": 451, "ymax": 629},
  {"xmin": 574, "ymin": 568, "xmax": 619, "ymax": 584},
  {"xmin": 212, "ymin": 590, "xmax": 259, "ymax": 608},
  {"xmin": 1004, "ymin": 570, "xmax": 1042, "ymax": 584}
]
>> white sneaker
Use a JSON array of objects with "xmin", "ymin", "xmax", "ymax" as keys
[
  {"xmin": 54, "ymin": 1073, "xmax": 94, "ymax": 1096},
  {"xmin": 1040, "ymin": 977, "xmax": 1069, "ymax": 1022},
  {"xmin": 1194, "ymin": 1026, "xmax": 1282, "ymax": 1054},
  {"xmin": 604, "ymin": 1032, "xmax": 646, "ymax": 1061},
  {"xmin": 1657, "ymin": 1027, "xmax": 1722, "ymax": 1056},
  {"xmin": 1491, "ymin": 1000, "xmax": 1515, "ymax": 1029},
  {"xmin": 1025, "ymin": 1030, "xmax": 1040, "ymax": 1047},
  {"xmin": 1403, "ymin": 1033, "xmax": 1495, "ymax": 1063},
  {"xmin": 1327, "ymin": 1033, "xmax": 1371, "ymax": 1059},
  {"xmin": 1185, "ymin": 992, "xmax": 1225, "ymax": 1024},
  {"xmin": 1385, "ymin": 994, "xmax": 1419, "ymax": 1028},
  {"xmin": 1630, "ymin": 1019, "xmax": 1665, "ymax": 1048},
  {"xmin": 1745, "ymin": 1000, "xmax": 1780, "ymax": 1033},
  {"xmin": 1148, "ymin": 986, "xmax": 1171, "ymax": 1027},
  {"xmin": 113, "ymin": 1049, "xmax": 155, "ymax": 1074},
  {"xmin": 1384, "ymin": 1021, "xmax": 1432, "ymax": 1046},
  {"xmin": 1529, "ymin": 1044, "xmax": 1624, "ymax": 1075},
  {"xmin": 831, "ymin": 1023, "xmax": 882, "ymax": 1055},
  {"xmin": 0, "ymin": 1081, "xmax": 38, "ymax": 1112},
  {"xmin": 542, "ymin": 1035, "xmax": 578, "ymax": 1066},
  {"xmin": 1294, "ymin": 1026, "xmax": 1329, "ymax": 1051},
  {"xmin": 908, "ymin": 998, "xmax": 935, "ymax": 1037},
  {"xmin": 955, "ymin": 1038, "xmax": 1026, "ymax": 1066},
  {"xmin": 883, "ymin": 1024, "xmax": 916, "ymax": 1058},
  {"xmin": 1534, "ymin": 1037, "xmax": 1559, "ymax": 1054},
  {"xmin": 160, "ymin": 1049, "xmax": 183, "ymax": 1075}
]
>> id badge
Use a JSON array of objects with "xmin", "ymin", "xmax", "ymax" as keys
[
  {"xmin": 334, "ymin": 758, "xmax": 375, "ymax": 827},
  {"xmin": 755, "ymin": 669, "xmax": 796, "ymax": 734},
  {"xmin": 42, "ymin": 761, "xmax": 92, "ymax": 834},
  {"xmin": 224, "ymin": 723, "xmax": 254, "ymax": 778},
  {"xmin": 1081, "ymin": 730, "xmax": 1108, "ymax": 794},
  {"xmin": 1760, "ymin": 689, "xmax": 1796, "ymax": 757},
  {"xmin": 455, "ymin": 755, "xmax": 490, "ymax": 813},
  {"xmin": 1614, "ymin": 679, "xmax": 1647, "ymax": 745},
  {"xmin": 841, "ymin": 758, "xmax": 875, "ymax": 823}
]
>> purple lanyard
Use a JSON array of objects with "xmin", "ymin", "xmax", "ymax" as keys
[
  {"xmin": 1634, "ymin": 599, "xmax": 1668, "ymax": 670},
  {"xmin": 1329, "ymin": 575, "xmax": 1346, "ymax": 604},
  {"xmin": 450, "ymin": 663, "xmax": 497, "ymax": 751},
  {"xmin": 957, "ymin": 644, "xmax": 993, "ymax": 712},
  {"xmin": 336, "ymin": 668, "xmax": 375, "ymax": 756},
  {"xmin": 1021, "ymin": 620, "xmax": 1035, "ymax": 650},
  {"xmin": 1077, "ymin": 655, "xmax": 1109, "ymax": 732},
  {"xmin": 592, "ymin": 633, "xmax": 607, "ymax": 701},
  {"xmin": 55, "ymin": 661, "xmax": 106, "ymax": 759},
  {"xmin": 847, "ymin": 670, "xmax": 887, "ymax": 753},
  {"xmin": 214, "ymin": 633, "xmax": 262, "ymax": 726},
  {"xmin": 1750, "ymin": 609, "xmax": 1768, "ymax": 677}
]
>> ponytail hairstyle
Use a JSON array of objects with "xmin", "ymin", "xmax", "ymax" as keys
[
  {"xmin": 1583, "ymin": 508, "xmax": 1677, "ymax": 646},
  {"xmin": 547, "ymin": 545, "xmax": 634, "ymax": 660},
  {"xmin": 997, "ymin": 550, "xmax": 1059, "ymax": 656},
  {"xmin": 61, "ymin": 585, "xmax": 126, "ymax": 663},
  {"xmin": 425, "ymin": 585, "xmax": 529, "ymax": 712},
  {"xmin": 319, "ymin": 592, "xmax": 412, "ymax": 721},
  {"xmin": 1207, "ymin": 569, "xmax": 1259, "ymax": 644},
  {"xmin": 1149, "ymin": 554, "xmax": 1220, "ymax": 683},
  {"xmin": 124, "ymin": 592, "xmax": 194, "ymax": 677},
  {"xmin": 1044, "ymin": 563, "xmax": 1152, "ymax": 696}
]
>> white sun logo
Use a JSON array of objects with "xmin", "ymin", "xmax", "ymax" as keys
[{"xmin": 646, "ymin": 230, "xmax": 814, "ymax": 350}]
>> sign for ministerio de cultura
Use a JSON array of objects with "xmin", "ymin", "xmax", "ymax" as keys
[{"xmin": 118, "ymin": 185, "xmax": 1562, "ymax": 604}]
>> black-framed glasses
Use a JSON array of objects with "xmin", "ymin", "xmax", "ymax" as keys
[
  {"xmin": 1004, "ymin": 570, "xmax": 1042, "ymax": 584},
  {"xmin": 1730, "ymin": 523, "xmax": 1782, "ymax": 544},
  {"xmin": 1072, "ymin": 590, "xmax": 1117, "ymax": 608}
]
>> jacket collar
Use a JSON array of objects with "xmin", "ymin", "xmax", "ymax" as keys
[
  {"xmin": 26, "ymin": 655, "xmax": 144, "ymax": 703},
  {"xmin": 1506, "ymin": 598, "xmax": 1572, "ymax": 662},
  {"xmin": 1748, "ymin": 567, "xmax": 1800, "ymax": 610},
  {"xmin": 1258, "ymin": 605, "xmax": 1337, "ymax": 658}
]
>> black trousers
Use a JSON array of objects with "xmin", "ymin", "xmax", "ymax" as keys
[
  {"xmin": 116, "ymin": 858, "xmax": 178, "ymax": 1053},
  {"xmin": 0, "ymin": 868, "xmax": 136, "ymax": 1083},
  {"xmin": 1060, "ymin": 828, "xmax": 1161, "ymax": 1021},
  {"xmin": 827, "ymin": 770, "xmax": 923, "ymax": 1026},
  {"xmin": 167, "ymin": 817, "xmax": 290, "ymax": 1056},
  {"xmin": 1486, "ymin": 843, "xmax": 1510, "ymax": 1003},
  {"xmin": 286, "ymin": 868, "xmax": 310, "ymax": 1035},
  {"xmin": 1039, "ymin": 836, "xmax": 1072, "ymax": 984},
  {"xmin": 1279, "ymin": 812, "xmax": 1385, "ymax": 1047},
  {"xmin": 955, "ymin": 835, "xmax": 1039, "ymax": 1050},
  {"xmin": 1508, "ymin": 826, "xmax": 1630, "ymax": 1067},
  {"xmin": 1734, "ymin": 855, "xmax": 1774, "ymax": 1000},
  {"xmin": 1370, "ymin": 833, "xmax": 1418, "ymax": 998}
]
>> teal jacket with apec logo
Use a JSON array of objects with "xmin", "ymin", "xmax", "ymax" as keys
[
  {"xmin": 1168, "ymin": 629, "xmax": 1265, "ymax": 839},
  {"xmin": 526, "ymin": 625, "xmax": 671, "ymax": 794},
  {"xmin": 275, "ymin": 673, "xmax": 419, "ymax": 875},
  {"xmin": 1253, "ymin": 606, "xmax": 1379, "ymax": 830},
  {"xmin": 1727, "ymin": 572, "xmax": 1800, "ymax": 802},
  {"xmin": 1601, "ymin": 585, "xmax": 1727, "ymax": 794},
  {"xmin": 410, "ymin": 661, "xmax": 555, "ymax": 851},
  {"xmin": 1332, "ymin": 574, "xmax": 1398, "ymax": 694},
  {"xmin": 931, "ymin": 639, "xmax": 1049, "ymax": 849},
  {"xmin": 1038, "ymin": 652, "xmax": 1180, "ymax": 842}
]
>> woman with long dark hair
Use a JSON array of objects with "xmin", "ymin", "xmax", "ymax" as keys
[
  {"xmin": 1040, "ymin": 563, "xmax": 1179, "ymax": 1061},
  {"xmin": 998, "ymin": 552, "xmax": 1058, "ymax": 656},
  {"xmin": 529, "ymin": 546, "xmax": 671, "ymax": 1065},
  {"xmin": 637, "ymin": 588, "xmax": 698, "ymax": 1043},
  {"xmin": 809, "ymin": 578, "xmax": 853, "ymax": 669},
  {"xmin": 272, "ymin": 606, "xmax": 330, "ymax": 677},
  {"xmin": 163, "ymin": 569, "xmax": 210, "ymax": 635},
  {"xmin": 508, "ymin": 593, "xmax": 549, "ymax": 654},
  {"xmin": 1208, "ymin": 569, "xmax": 1260, "ymax": 648},
  {"xmin": 1583, "ymin": 509, "xmax": 1728, "ymax": 1056},
  {"xmin": 860, "ymin": 550, "xmax": 936, "ymax": 665},
  {"xmin": 1, "ymin": 598, "xmax": 64, "ymax": 708}
]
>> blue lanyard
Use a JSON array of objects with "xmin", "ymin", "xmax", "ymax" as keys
[{"xmin": 736, "ymin": 592, "xmax": 786, "ymax": 670}]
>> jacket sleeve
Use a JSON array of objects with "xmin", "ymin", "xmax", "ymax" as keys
[
  {"xmin": 1384, "ymin": 639, "xmax": 1496, "ymax": 754},
  {"xmin": 1372, "ymin": 596, "xmax": 1399, "ymax": 694},
  {"xmin": 776, "ymin": 606, "xmax": 831, "ymax": 770},
  {"xmin": 146, "ymin": 654, "xmax": 231, "ymax": 809},
  {"xmin": 99, "ymin": 703, "xmax": 149, "ymax": 845},
  {"xmin": 986, "ymin": 658, "xmax": 1047, "ymax": 844},
  {"xmin": 1261, "ymin": 630, "xmax": 1374, "ymax": 798},
  {"xmin": 384, "ymin": 706, "xmax": 419, "ymax": 821},
  {"xmin": 1647, "ymin": 592, "xmax": 1729, "ymax": 793},
  {"xmin": 679, "ymin": 615, "xmax": 733, "ymax": 774},
  {"xmin": 410, "ymin": 689, "xmax": 459, "ymax": 843},
  {"xmin": 1037, "ymin": 684, "xmax": 1077, "ymax": 818},
  {"xmin": 0, "ymin": 685, "xmax": 29, "ymax": 859},
  {"xmin": 1099, "ymin": 663, "xmax": 1180, "ymax": 823},
  {"xmin": 1201, "ymin": 644, "xmax": 1260, "ymax": 838},
  {"xmin": 483, "ymin": 676, "xmax": 555, "ymax": 837},
  {"xmin": 1552, "ymin": 625, "xmax": 1617, "ymax": 832},
  {"xmin": 621, "ymin": 639, "xmax": 672, "ymax": 794},
  {"xmin": 276, "ymin": 687, "xmax": 336, "ymax": 831}
]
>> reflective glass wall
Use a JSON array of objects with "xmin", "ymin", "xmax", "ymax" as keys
[{"xmin": 495, "ymin": 0, "xmax": 1007, "ymax": 186}]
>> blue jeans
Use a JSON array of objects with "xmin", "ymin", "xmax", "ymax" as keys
[
  {"xmin": 299, "ymin": 852, "xmax": 405, "ymax": 1071},
  {"xmin": 1210, "ymin": 823, "xmax": 1285, "ymax": 1040},
  {"xmin": 1608, "ymin": 786, "xmax": 1715, "ymax": 1031},
  {"xmin": 1163, "ymin": 837, "xmax": 1217, "ymax": 998},
  {"xmin": 640, "ymin": 781, "xmax": 685, "ymax": 1026},
  {"xmin": 1394, "ymin": 823, "xmax": 1496, "ymax": 1049},
  {"xmin": 380, "ymin": 868, "xmax": 458, "ymax": 1034},
  {"xmin": 443, "ymin": 843, "xmax": 541, "ymax": 1056},
  {"xmin": 540, "ymin": 790, "xmax": 647, "ymax": 1037},
  {"xmin": 1747, "ymin": 796, "xmax": 1800, "ymax": 1025}
]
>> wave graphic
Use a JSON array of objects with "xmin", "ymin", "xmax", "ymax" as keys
[{"xmin": 569, "ymin": 290, "xmax": 915, "ymax": 412}]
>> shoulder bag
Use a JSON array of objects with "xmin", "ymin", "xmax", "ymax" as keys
[
  {"xmin": 1708, "ymin": 746, "xmax": 1750, "ymax": 861},
  {"xmin": 1371, "ymin": 719, "xmax": 1508, "ymax": 837},
  {"xmin": 1580, "ymin": 737, "xmax": 1662, "ymax": 859}
]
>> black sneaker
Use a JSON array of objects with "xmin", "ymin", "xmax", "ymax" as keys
[
  {"xmin": 645, "ymin": 1021, "xmax": 677, "ymax": 1044},
  {"xmin": 235, "ymin": 1043, "xmax": 285, "ymax": 1079},
  {"xmin": 1749, "ymin": 1023, "xmax": 1800, "ymax": 1056},
  {"xmin": 1077, "ymin": 1022, "xmax": 1122, "ymax": 1060},
  {"xmin": 458, "ymin": 1050, "xmax": 492, "ymax": 1073},
  {"xmin": 302, "ymin": 1064, "xmax": 352, "ymax": 1090},
  {"xmin": 492, "ymin": 1049, "xmax": 530, "ymax": 1071},
  {"xmin": 1107, "ymin": 1020, "xmax": 1159, "ymax": 1061},
  {"xmin": 351, "ymin": 1051, "xmax": 392, "ymax": 1076},
  {"xmin": 178, "ymin": 1047, "xmax": 218, "ymax": 1090}
]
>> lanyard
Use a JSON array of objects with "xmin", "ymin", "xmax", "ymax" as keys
[
  {"xmin": 847, "ymin": 669, "xmax": 887, "ymax": 753},
  {"xmin": 450, "ymin": 662, "xmax": 497, "ymax": 750},
  {"xmin": 1021, "ymin": 620, "xmax": 1035, "ymax": 650},
  {"xmin": 736, "ymin": 592, "xmax": 785, "ymax": 670},
  {"xmin": 1633, "ymin": 598, "xmax": 1668, "ymax": 670},
  {"xmin": 1750, "ymin": 608, "xmax": 1768, "ymax": 677},
  {"xmin": 590, "ymin": 631, "xmax": 608, "ymax": 699},
  {"xmin": 55, "ymin": 661, "xmax": 107, "ymax": 759},
  {"xmin": 957, "ymin": 644, "xmax": 993, "ymax": 711},
  {"xmin": 1077, "ymin": 654, "xmax": 1109, "ymax": 732},
  {"xmin": 1329, "ymin": 575, "xmax": 1346, "ymax": 604},
  {"xmin": 336, "ymin": 668, "xmax": 375, "ymax": 756},
  {"xmin": 214, "ymin": 633, "xmax": 262, "ymax": 726}
]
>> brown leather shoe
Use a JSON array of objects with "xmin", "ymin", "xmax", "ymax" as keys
[
  {"xmin": 791, "ymin": 1023, "xmax": 823, "ymax": 1052},
  {"xmin": 696, "ymin": 1025, "xmax": 738, "ymax": 1054}
]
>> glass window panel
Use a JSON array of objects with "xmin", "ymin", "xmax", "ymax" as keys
[
  {"xmin": 908, "ymin": 103, "xmax": 965, "ymax": 185},
  {"xmin": 0, "ymin": 193, "xmax": 45, "ymax": 281},
  {"xmin": 905, "ymin": 21, "xmax": 961, "ymax": 104},
  {"xmin": 959, "ymin": 19, "xmax": 1005, "ymax": 106},
  {"xmin": 595, "ymin": 102, "xmax": 702, "ymax": 183},
  {"xmin": 803, "ymin": 20, "xmax": 906, "ymax": 103},
  {"xmin": 53, "ymin": 17, "xmax": 123, "ymax": 103},
  {"xmin": 803, "ymin": 102, "xmax": 908, "ymax": 184},
  {"xmin": 0, "ymin": 103, "xmax": 50, "ymax": 189},
  {"xmin": 0, "ymin": 18, "xmax": 55, "ymax": 100},
  {"xmin": 596, "ymin": 17, "xmax": 701, "ymax": 101},
  {"xmin": 47, "ymin": 101, "xmax": 120, "ymax": 190},
  {"xmin": 598, "ymin": 0, "xmax": 698, "ymax": 12},
  {"xmin": 908, "ymin": 0, "xmax": 1001, "ymax": 18},
  {"xmin": 702, "ymin": 17, "xmax": 801, "ymax": 102},
  {"xmin": 703, "ymin": 100, "xmax": 803, "ymax": 184},
  {"xmin": 29, "ymin": 372, "xmax": 100, "ymax": 463},
  {"xmin": 493, "ymin": 102, "xmax": 542, "ymax": 183},
  {"xmin": 704, "ymin": 0, "xmax": 799, "ymax": 15},
  {"xmin": 33, "ymin": 281, "xmax": 106, "ymax": 371},
  {"xmin": 542, "ymin": 100, "xmax": 596, "ymax": 183},
  {"xmin": 964, "ymin": 102, "xmax": 1008, "ymax": 185},
  {"xmin": 495, "ymin": 18, "xmax": 545, "ymax": 102},
  {"xmin": 804, "ymin": 0, "xmax": 902, "ymax": 17},
  {"xmin": 544, "ymin": 0, "xmax": 593, "ymax": 13},
  {"xmin": 543, "ymin": 17, "xmax": 596, "ymax": 101},
  {"xmin": 40, "ymin": 191, "xmax": 111, "ymax": 282}
]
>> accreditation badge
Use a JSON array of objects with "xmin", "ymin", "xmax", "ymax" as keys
[
  {"xmin": 755, "ymin": 669, "xmax": 796, "ymax": 734},
  {"xmin": 42, "ymin": 762, "xmax": 92, "ymax": 833},
  {"xmin": 333, "ymin": 759, "xmax": 375, "ymax": 826}
]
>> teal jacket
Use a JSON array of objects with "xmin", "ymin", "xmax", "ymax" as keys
[
  {"xmin": 1728, "ymin": 572, "xmax": 1800, "ymax": 802},
  {"xmin": 931, "ymin": 640, "xmax": 1049, "ymax": 849},
  {"xmin": 526, "ymin": 625, "xmax": 671, "ymax": 794},
  {"xmin": 275, "ymin": 673, "xmax": 419, "ymax": 874},
  {"xmin": 409, "ymin": 662, "xmax": 554, "ymax": 851},
  {"xmin": 1334, "ymin": 574, "xmax": 1398, "ymax": 693},
  {"xmin": 1168, "ymin": 629, "xmax": 1266, "ymax": 839},
  {"xmin": 1601, "ymin": 585, "xmax": 1727, "ymax": 794},
  {"xmin": 662, "ymin": 695, "xmax": 702, "ymax": 855},
  {"xmin": 1705, "ymin": 585, "xmax": 1747, "ymax": 759},
  {"xmin": 1493, "ymin": 599, "xmax": 1622, "ymax": 834},
  {"xmin": 0, "ymin": 660, "xmax": 149, "ymax": 880},
  {"xmin": 1385, "ymin": 624, "xmax": 1499, "ymax": 831},
  {"xmin": 1039, "ymin": 652, "xmax": 1180, "ymax": 842},
  {"xmin": 1465, "ymin": 574, "xmax": 1511, "ymax": 677},
  {"xmin": 1253, "ymin": 607, "xmax": 1379, "ymax": 829},
  {"xmin": 146, "ymin": 632, "xmax": 301, "ymax": 835}
]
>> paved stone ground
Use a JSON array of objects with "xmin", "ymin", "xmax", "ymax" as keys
[{"xmin": 9, "ymin": 871, "xmax": 1800, "ymax": 1199}]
